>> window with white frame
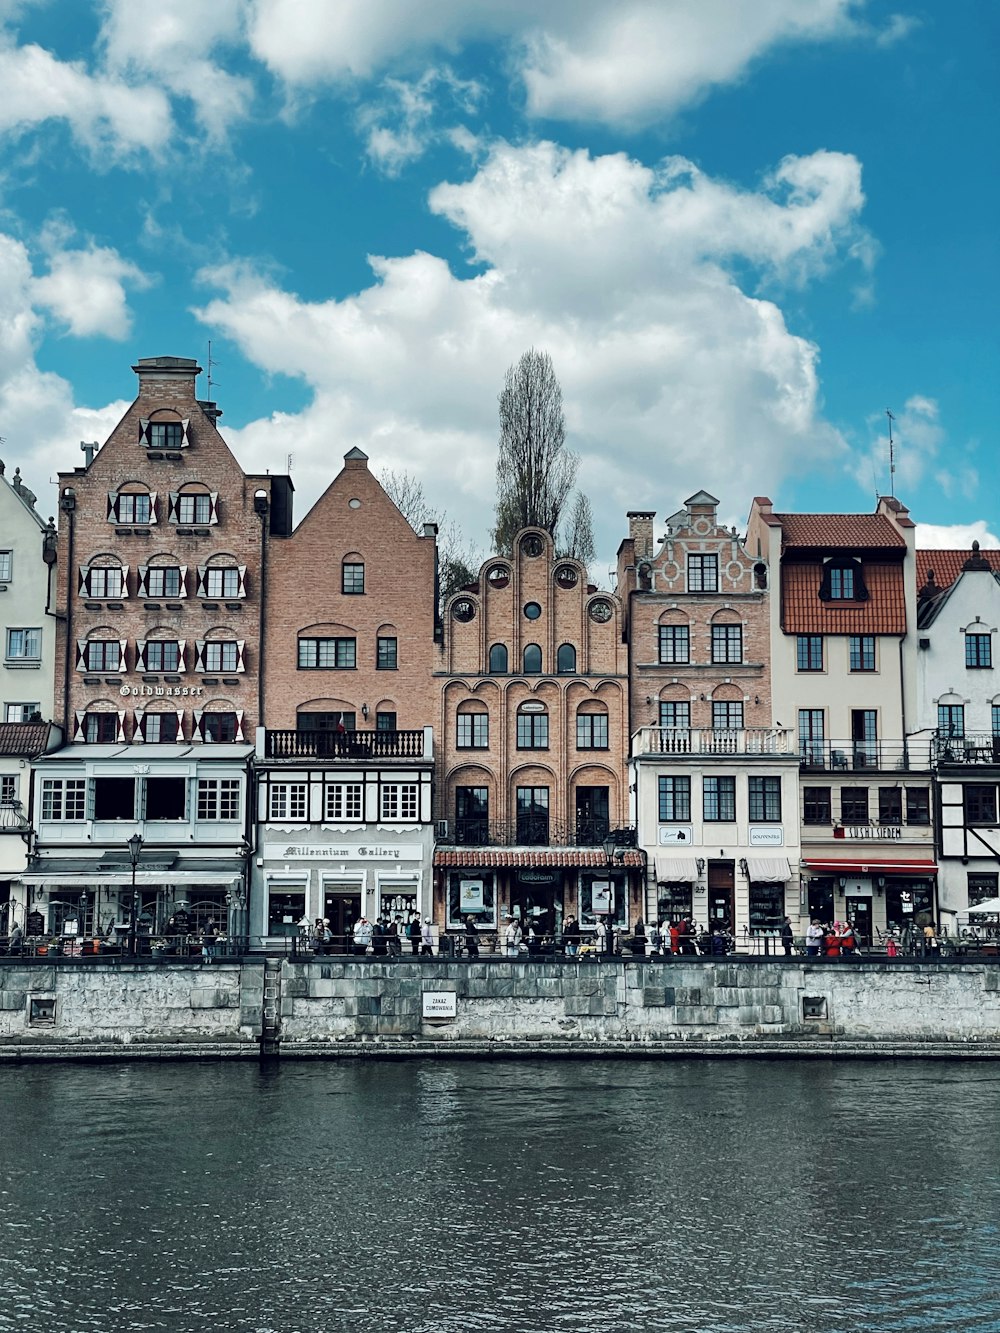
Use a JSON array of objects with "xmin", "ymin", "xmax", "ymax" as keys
[
  {"xmin": 6, "ymin": 628, "xmax": 41, "ymax": 661},
  {"xmin": 270, "ymin": 782, "xmax": 308, "ymax": 820},
  {"xmin": 142, "ymin": 640, "xmax": 181, "ymax": 673},
  {"xmin": 325, "ymin": 783, "xmax": 363, "ymax": 821},
  {"xmin": 143, "ymin": 565, "xmax": 184, "ymax": 598},
  {"xmin": 82, "ymin": 565, "xmax": 125, "ymax": 598},
  {"xmin": 41, "ymin": 779, "xmax": 86, "ymax": 821},
  {"xmin": 200, "ymin": 640, "xmax": 242, "ymax": 673},
  {"xmin": 687, "ymin": 554, "xmax": 719, "ymax": 592},
  {"xmin": 5, "ymin": 703, "xmax": 39, "ymax": 722},
  {"xmin": 201, "ymin": 566, "xmax": 243, "ymax": 599},
  {"xmin": 1, "ymin": 774, "xmax": 17, "ymax": 805},
  {"xmin": 197, "ymin": 778, "xmax": 241, "ymax": 821},
  {"xmin": 171, "ymin": 492, "xmax": 216, "ymax": 525},
  {"xmin": 139, "ymin": 711, "xmax": 180, "ymax": 744},
  {"xmin": 81, "ymin": 639, "xmax": 123, "ymax": 672},
  {"xmin": 380, "ymin": 783, "xmax": 419, "ymax": 821},
  {"xmin": 0, "ymin": 550, "xmax": 11, "ymax": 582},
  {"xmin": 110, "ymin": 491, "xmax": 153, "ymax": 524}
]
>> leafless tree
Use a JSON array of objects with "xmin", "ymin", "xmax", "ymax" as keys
[
  {"xmin": 561, "ymin": 490, "xmax": 596, "ymax": 566},
  {"xmin": 492, "ymin": 348, "xmax": 579, "ymax": 555},
  {"xmin": 379, "ymin": 467, "xmax": 482, "ymax": 604}
]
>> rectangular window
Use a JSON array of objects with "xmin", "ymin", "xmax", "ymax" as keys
[
  {"xmin": 377, "ymin": 636, "xmax": 398, "ymax": 669},
  {"xmin": 204, "ymin": 567, "xmax": 241, "ymax": 599},
  {"xmin": 965, "ymin": 785, "xmax": 998, "ymax": 826},
  {"xmin": 84, "ymin": 640, "xmax": 121, "ymax": 672},
  {"xmin": 298, "ymin": 637, "xmax": 356, "ymax": 669},
  {"xmin": 966, "ymin": 633, "xmax": 993, "ymax": 668},
  {"xmin": 145, "ymin": 777, "xmax": 186, "ymax": 820},
  {"xmin": 376, "ymin": 711, "xmax": 396, "ymax": 732},
  {"xmin": 712, "ymin": 701, "xmax": 743, "ymax": 731},
  {"xmin": 0, "ymin": 774, "xmax": 16, "ymax": 804},
  {"xmin": 905, "ymin": 786, "xmax": 930, "ymax": 825},
  {"xmin": 457, "ymin": 713, "xmax": 489, "ymax": 748},
  {"xmin": 269, "ymin": 783, "xmax": 308, "ymax": 821},
  {"xmin": 117, "ymin": 493, "xmax": 151, "ymax": 524},
  {"xmin": 5, "ymin": 703, "xmax": 39, "ymax": 722},
  {"xmin": 87, "ymin": 566, "xmax": 123, "ymax": 599},
  {"xmin": 687, "ymin": 554, "xmax": 718, "ymax": 592},
  {"xmin": 658, "ymin": 776, "xmax": 691, "ymax": 822},
  {"xmin": 93, "ymin": 777, "xmax": 135, "ymax": 820},
  {"xmin": 849, "ymin": 636, "xmax": 876, "ymax": 671},
  {"xmin": 711, "ymin": 624, "xmax": 742, "ymax": 664},
  {"xmin": 576, "ymin": 713, "xmax": 609, "ymax": 749},
  {"xmin": 6, "ymin": 628, "xmax": 41, "ymax": 661},
  {"xmin": 799, "ymin": 709, "xmax": 825, "ymax": 767},
  {"xmin": 703, "ymin": 776, "xmax": 736, "ymax": 822},
  {"xmin": 660, "ymin": 701, "xmax": 690, "ymax": 730},
  {"xmin": 144, "ymin": 641, "xmax": 180, "ymax": 673},
  {"xmin": 852, "ymin": 709, "xmax": 878, "ymax": 768},
  {"xmin": 146, "ymin": 566, "xmax": 182, "ymax": 598},
  {"xmin": 381, "ymin": 783, "xmax": 419, "ymax": 821},
  {"xmin": 203, "ymin": 641, "xmax": 239, "ymax": 673},
  {"xmin": 342, "ymin": 563, "xmax": 365, "ymax": 594},
  {"xmin": 517, "ymin": 712, "xmax": 549, "ymax": 749},
  {"xmin": 830, "ymin": 565, "xmax": 856, "ymax": 599},
  {"xmin": 938, "ymin": 703, "xmax": 965, "ymax": 738},
  {"xmin": 993, "ymin": 705, "xmax": 1000, "ymax": 739},
  {"xmin": 176, "ymin": 494, "xmax": 212, "ymax": 525},
  {"xmin": 658, "ymin": 625, "xmax": 690, "ymax": 664},
  {"xmin": 516, "ymin": 787, "xmax": 549, "ymax": 844},
  {"xmin": 200, "ymin": 712, "xmax": 237, "ymax": 742},
  {"xmin": 0, "ymin": 550, "xmax": 11, "ymax": 581},
  {"xmin": 841, "ymin": 787, "xmax": 869, "ymax": 823},
  {"xmin": 969, "ymin": 873, "xmax": 999, "ymax": 906},
  {"xmin": 149, "ymin": 421, "xmax": 183, "ymax": 449},
  {"xmin": 878, "ymin": 787, "xmax": 903, "ymax": 825},
  {"xmin": 83, "ymin": 712, "xmax": 119, "ymax": 743},
  {"xmin": 796, "ymin": 635, "xmax": 823, "ymax": 671},
  {"xmin": 40, "ymin": 779, "xmax": 86, "ymax": 821},
  {"xmin": 142, "ymin": 712, "xmax": 179, "ymax": 744},
  {"xmin": 455, "ymin": 787, "xmax": 489, "ymax": 843},
  {"xmin": 197, "ymin": 779, "xmax": 241, "ymax": 821},
  {"xmin": 325, "ymin": 783, "xmax": 363, "ymax": 821},
  {"xmin": 748, "ymin": 776, "xmax": 781, "ymax": 822},
  {"xmin": 803, "ymin": 786, "xmax": 832, "ymax": 825}
]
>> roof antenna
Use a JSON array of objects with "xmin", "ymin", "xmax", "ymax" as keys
[
  {"xmin": 287, "ymin": 454, "xmax": 293, "ymax": 473},
  {"xmin": 886, "ymin": 408, "xmax": 896, "ymax": 497},
  {"xmin": 206, "ymin": 340, "xmax": 217, "ymax": 399}
]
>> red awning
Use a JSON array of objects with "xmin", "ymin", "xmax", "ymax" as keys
[
  {"xmin": 803, "ymin": 859, "xmax": 938, "ymax": 877},
  {"xmin": 433, "ymin": 849, "xmax": 646, "ymax": 869}
]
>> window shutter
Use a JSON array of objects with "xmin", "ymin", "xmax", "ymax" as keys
[
  {"xmin": 136, "ymin": 640, "xmax": 147, "ymax": 671},
  {"xmin": 78, "ymin": 565, "xmax": 89, "ymax": 594},
  {"xmin": 236, "ymin": 640, "xmax": 246, "ymax": 673},
  {"xmin": 76, "ymin": 640, "xmax": 87, "ymax": 672},
  {"xmin": 137, "ymin": 565, "xmax": 148, "ymax": 597},
  {"xmin": 235, "ymin": 710, "xmax": 245, "ymax": 742},
  {"xmin": 180, "ymin": 418, "xmax": 190, "ymax": 447},
  {"xmin": 73, "ymin": 711, "xmax": 86, "ymax": 741},
  {"xmin": 137, "ymin": 774, "xmax": 147, "ymax": 818},
  {"xmin": 134, "ymin": 709, "xmax": 146, "ymax": 741},
  {"xmin": 139, "ymin": 418, "xmax": 151, "ymax": 447},
  {"xmin": 176, "ymin": 640, "xmax": 187, "ymax": 673},
  {"xmin": 177, "ymin": 564, "xmax": 188, "ymax": 597},
  {"xmin": 118, "ymin": 638, "xmax": 128, "ymax": 672},
  {"xmin": 147, "ymin": 492, "xmax": 158, "ymax": 525},
  {"xmin": 193, "ymin": 709, "xmax": 204, "ymax": 741},
  {"xmin": 175, "ymin": 708, "xmax": 184, "ymax": 739},
  {"xmin": 116, "ymin": 712, "xmax": 127, "ymax": 743},
  {"xmin": 208, "ymin": 492, "xmax": 219, "ymax": 525},
  {"xmin": 196, "ymin": 565, "xmax": 207, "ymax": 596},
  {"xmin": 107, "ymin": 492, "xmax": 117, "ymax": 521},
  {"xmin": 194, "ymin": 640, "xmax": 205, "ymax": 672},
  {"xmin": 168, "ymin": 492, "xmax": 179, "ymax": 523},
  {"xmin": 119, "ymin": 563, "xmax": 130, "ymax": 597},
  {"xmin": 237, "ymin": 566, "xmax": 247, "ymax": 597}
]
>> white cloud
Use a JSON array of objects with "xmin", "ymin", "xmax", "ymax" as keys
[
  {"xmin": 33, "ymin": 240, "xmax": 152, "ymax": 339},
  {"xmin": 916, "ymin": 522, "xmax": 1000, "ymax": 551},
  {"xmin": 359, "ymin": 66, "xmax": 483, "ymax": 176},
  {"xmin": 193, "ymin": 140, "xmax": 865, "ymax": 565}
]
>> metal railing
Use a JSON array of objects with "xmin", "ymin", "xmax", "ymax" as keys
[
  {"xmin": 0, "ymin": 800, "xmax": 28, "ymax": 831},
  {"xmin": 265, "ymin": 728, "xmax": 426, "ymax": 760},
  {"xmin": 798, "ymin": 740, "xmax": 931, "ymax": 773},
  {"xmin": 442, "ymin": 819, "xmax": 638, "ymax": 848},
  {"xmin": 633, "ymin": 727, "xmax": 793, "ymax": 757},
  {"xmin": 932, "ymin": 732, "xmax": 1000, "ymax": 766}
]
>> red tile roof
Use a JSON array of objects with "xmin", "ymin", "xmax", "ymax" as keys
[
  {"xmin": 916, "ymin": 549, "xmax": 1000, "ymax": 591},
  {"xmin": 0, "ymin": 722, "xmax": 53, "ymax": 757},
  {"xmin": 434, "ymin": 849, "xmax": 645, "ymax": 869},
  {"xmin": 782, "ymin": 562, "xmax": 907, "ymax": 635},
  {"xmin": 776, "ymin": 513, "xmax": 906, "ymax": 550}
]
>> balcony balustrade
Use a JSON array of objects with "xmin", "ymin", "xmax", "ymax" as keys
[
  {"xmin": 799, "ymin": 740, "xmax": 931, "ymax": 773},
  {"xmin": 932, "ymin": 732, "xmax": 1000, "ymax": 766},
  {"xmin": 265, "ymin": 728, "xmax": 427, "ymax": 761},
  {"xmin": 443, "ymin": 817, "xmax": 638, "ymax": 850},
  {"xmin": 633, "ymin": 727, "xmax": 793, "ymax": 757},
  {"xmin": 0, "ymin": 800, "xmax": 27, "ymax": 832}
]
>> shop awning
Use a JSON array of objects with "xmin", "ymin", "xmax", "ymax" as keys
[
  {"xmin": 802, "ymin": 858, "xmax": 938, "ymax": 877},
  {"xmin": 654, "ymin": 854, "xmax": 701, "ymax": 883},
  {"xmin": 433, "ymin": 849, "xmax": 646, "ymax": 869},
  {"xmin": 15, "ymin": 857, "xmax": 244, "ymax": 886},
  {"xmin": 746, "ymin": 856, "xmax": 792, "ymax": 883}
]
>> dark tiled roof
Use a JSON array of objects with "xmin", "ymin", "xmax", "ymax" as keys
[
  {"xmin": 434, "ymin": 849, "xmax": 645, "ymax": 868},
  {"xmin": 0, "ymin": 722, "xmax": 52, "ymax": 757},
  {"xmin": 782, "ymin": 562, "xmax": 907, "ymax": 635},
  {"xmin": 776, "ymin": 513, "xmax": 906, "ymax": 550},
  {"xmin": 916, "ymin": 549, "xmax": 1000, "ymax": 592}
]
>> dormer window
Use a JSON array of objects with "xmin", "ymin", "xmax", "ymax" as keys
[
  {"xmin": 139, "ymin": 418, "xmax": 189, "ymax": 449},
  {"xmin": 820, "ymin": 558, "xmax": 868, "ymax": 602}
]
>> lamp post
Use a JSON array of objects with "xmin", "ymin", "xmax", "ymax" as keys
[
  {"xmin": 127, "ymin": 832, "xmax": 143, "ymax": 957},
  {"xmin": 601, "ymin": 831, "xmax": 618, "ymax": 959},
  {"xmin": 77, "ymin": 890, "xmax": 88, "ymax": 945}
]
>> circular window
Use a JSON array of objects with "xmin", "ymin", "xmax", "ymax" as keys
[
  {"xmin": 521, "ymin": 534, "xmax": 544, "ymax": 558},
  {"xmin": 349, "ymin": 498, "xmax": 362, "ymax": 509},
  {"xmin": 588, "ymin": 599, "xmax": 613, "ymax": 623},
  {"xmin": 523, "ymin": 602, "xmax": 542, "ymax": 621},
  {"xmin": 487, "ymin": 565, "xmax": 510, "ymax": 588},
  {"xmin": 555, "ymin": 565, "xmax": 579, "ymax": 589},
  {"xmin": 452, "ymin": 599, "xmax": 476, "ymax": 622}
]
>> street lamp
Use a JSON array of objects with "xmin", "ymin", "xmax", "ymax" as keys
[
  {"xmin": 601, "ymin": 831, "xmax": 619, "ymax": 959},
  {"xmin": 78, "ymin": 890, "xmax": 89, "ymax": 946},
  {"xmin": 127, "ymin": 832, "xmax": 143, "ymax": 957}
]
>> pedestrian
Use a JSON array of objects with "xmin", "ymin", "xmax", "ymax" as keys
[
  {"xmin": 595, "ymin": 917, "xmax": 608, "ymax": 956},
  {"xmin": 805, "ymin": 919, "xmax": 824, "ymax": 958},
  {"xmin": 885, "ymin": 934, "xmax": 899, "ymax": 958},
  {"xmin": 464, "ymin": 915, "xmax": 479, "ymax": 959},
  {"xmin": 372, "ymin": 917, "xmax": 388, "ymax": 956},
  {"xmin": 922, "ymin": 922, "xmax": 939, "ymax": 956},
  {"xmin": 780, "ymin": 916, "xmax": 794, "ymax": 957},
  {"xmin": 407, "ymin": 912, "xmax": 421, "ymax": 956},
  {"xmin": 840, "ymin": 921, "xmax": 858, "ymax": 958},
  {"xmin": 504, "ymin": 915, "xmax": 523, "ymax": 959},
  {"xmin": 421, "ymin": 917, "xmax": 434, "ymax": 956},
  {"xmin": 201, "ymin": 918, "xmax": 218, "ymax": 963},
  {"xmin": 353, "ymin": 916, "xmax": 372, "ymax": 955},
  {"xmin": 710, "ymin": 926, "xmax": 727, "ymax": 956},
  {"xmin": 312, "ymin": 917, "xmax": 326, "ymax": 956},
  {"xmin": 824, "ymin": 923, "xmax": 840, "ymax": 958},
  {"xmin": 669, "ymin": 920, "xmax": 681, "ymax": 956},
  {"xmin": 630, "ymin": 918, "xmax": 647, "ymax": 957},
  {"xmin": 387, "ymin": 915, "xmax": 402, "ymax": 959},
  {"xmin": 562, "ymin": 915, "xmax": 580, "ymax": 958}
]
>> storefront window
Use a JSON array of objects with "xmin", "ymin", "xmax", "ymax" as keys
[
  {"xmin": 885, "ymin": 881, "xmax": 933, "ymax": 928},
  {"xmin": 447, "ymin": 872, "xmax": 496, "ymax": 929},
  {"xmin": 268, "ymin": 889, "xmax": 305, "ymax": 935},
  {"xmin": 380, "ymin": 885, "xmax": 417, "ymax": 921},
  {"xmin": 656, "ymin": 882, "xmax": 693, "ymax": 923},
  {"xmin": 807, "ymin": 876, "xmax": 834, "ymax": 923},
  {"xmin": 748, "ymin": 883, "xmax": 784, "ymax": 935},
  {"xmin": 579, "ymin": 872, "xmax": 627, "ymax": 929}
]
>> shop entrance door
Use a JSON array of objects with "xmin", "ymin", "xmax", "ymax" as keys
[
  {"xmin": 324, "ymin": 891, "xmax": 361, "ymax": 953},
  {"xmin": 510, "ymin": 874, "xmax": 563, "ymax": 942},
  {"xmin": 846, "ymin": 896, "xmax": 872, "ymax": 947},
  {"xmin": 707, "ymin": 860, "xmax": 735, "ymax": 932}
]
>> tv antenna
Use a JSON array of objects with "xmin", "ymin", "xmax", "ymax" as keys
[
  {"xmin": 206, "ymin": 340, "xmax": 218, "ymax": 399},
  {"xmin": 287, "ymin": 453, "xmax": 293, "ymax": 473},
  {"xmin": 886, "ymin": 408, "xmax": 896, "ymax": 497}
]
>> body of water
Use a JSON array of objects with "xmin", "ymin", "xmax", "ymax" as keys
[{"xmin": 0, "ymin": 1058, "xmax": 998, "ymax": 1332}]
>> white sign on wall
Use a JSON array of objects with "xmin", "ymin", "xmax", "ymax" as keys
[
  {"xmin": 459, "ymin": 879, "xmax": 484, "ymax": 911},
  {"xmin": 273, "ymin": 844, "xmax": 422, "ymax": 860},
  {"xmin": 749, "ymin": 827, "xmax": 784, "ymax": 847},
  {"xmin": 658, "ymin": 826, "xmax": 694, "ymax": 845},
  {"xmin": 422, "ymin": 991, "xmax": 457, "ymax": 1019},
  {"xmin": 592, "ymin": 880, "xmax": 614, "ymax": 913}
]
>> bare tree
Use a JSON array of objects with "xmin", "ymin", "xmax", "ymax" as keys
[
  {"xmin": 379, "ymin": 467, "xmax": 481, "ymax": 605},
  {"xmin": 561, "ymin": 490, "xmax": 596, "ymax": 566},
  {"xmin": 378, "ymin": 468, "xmax": 429, "ymax": 530},
  {"xmin": 492, "ymin": 348, "xmax": 579, "ymax": 555}
]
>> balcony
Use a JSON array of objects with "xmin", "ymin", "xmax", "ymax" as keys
[
  {"xmin": 799, "ymin": 739, "xmax": 931, "ymax": 773},
  {"xmin": 264, "ymin": 728, "xmax": 428, "ymax": 761},
  {"xmin": 443, "ymin": 818, "xmax": 638, "ymax": 850},
  {"xmin": 932, "ymin": 732, "xmax": 1000, "ymax": 766},
  {"xmin": 0, "ymin": 800, "xmax": 28, "ymax": 833},
  {"xmin": 633, "ymin": 727, "xmax": 793, "ymax": 757}
]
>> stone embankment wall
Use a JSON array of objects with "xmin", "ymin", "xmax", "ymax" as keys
[{"xmin": 2, "ymin": 958, "xmax": 1000, "ymax": 1054}]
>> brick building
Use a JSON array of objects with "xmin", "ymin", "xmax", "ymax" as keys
[
  {"xmin": 434, "ymin": 527, "xmax": 643, "ymax": 944},
  {"xmin": 253, "ymin": 448, "xmax": 439, "ymax": 944},
  {"xmin": 617, "ymin": 492, "xmax": 799, "ymax": 941}
]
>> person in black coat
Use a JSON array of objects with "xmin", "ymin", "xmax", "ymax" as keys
[
  {"xmin": 780, "ymin": 916, "xmax": 794, "ymax": 957},
  {"xmin": 464, "ymin": 916, "xmax": 480, "ymax": 959}
]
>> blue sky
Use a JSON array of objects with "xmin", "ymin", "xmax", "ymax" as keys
[{"xmin": 0, "ymin": 0, "xmax": 996, "ymax": 577}]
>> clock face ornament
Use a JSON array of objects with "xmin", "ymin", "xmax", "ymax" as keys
[{"xmin": 589, "ymin": 600, "xmax": 612, "ymax": 623}]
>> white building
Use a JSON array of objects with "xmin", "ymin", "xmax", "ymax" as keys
[{"xmin": 1, "ymin": 460, "xmax": 56, "ymax": 728}]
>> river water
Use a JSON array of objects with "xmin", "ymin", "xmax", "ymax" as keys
[{"xmin": 1, "ymin": 1059, "xmax": 998, "ymax": 1332}]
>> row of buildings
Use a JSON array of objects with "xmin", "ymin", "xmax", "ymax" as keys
[{"xmin": 2, "ymin": 354, "xmax": 999, "ymax": 948}]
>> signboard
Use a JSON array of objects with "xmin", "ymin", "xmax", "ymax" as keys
[
  {"xmin": 592, "ymin": 880, "xmax": 614, "ymax": 913},
  {"xmin": 845, "ymin": 826, "xmax": 903, "ymax": 840},
  {"xmin": 273, "ymin": 844, "xmax": 421, "ymax": 861},
  {"xmin": 459, "ymin": 879, "xmax": 485, "ymax": 912},
  {"xmin": 658, "ymin": 826, "xmax": 694, "ymax": 846},
  {"xmin": 422, "ymin": 991, "xmax": 457, "ymax": 1019},
  {"xmin": 749, "ymin": 827, "xmax": 784, "ymax": 847}
]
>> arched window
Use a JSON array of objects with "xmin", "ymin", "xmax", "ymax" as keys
[
  {"xmin": 488, "ymin": 643, "xmax": 508, "ymax": 674},
  {"xmin": 557, "ymin": 643, "xmax": 576, "ymax": 673},
  {"xmin": 523, "ymin": 644, "xmax": 542, "ymax": 674}
]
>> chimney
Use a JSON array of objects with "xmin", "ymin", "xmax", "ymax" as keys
[
  {"xmin": 80, "ymin": 441, "xmax": 98, "ymax": 467},
  {"xmin": 627, "ymin": 511, "xmax": 655, "ymax": 560}
]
